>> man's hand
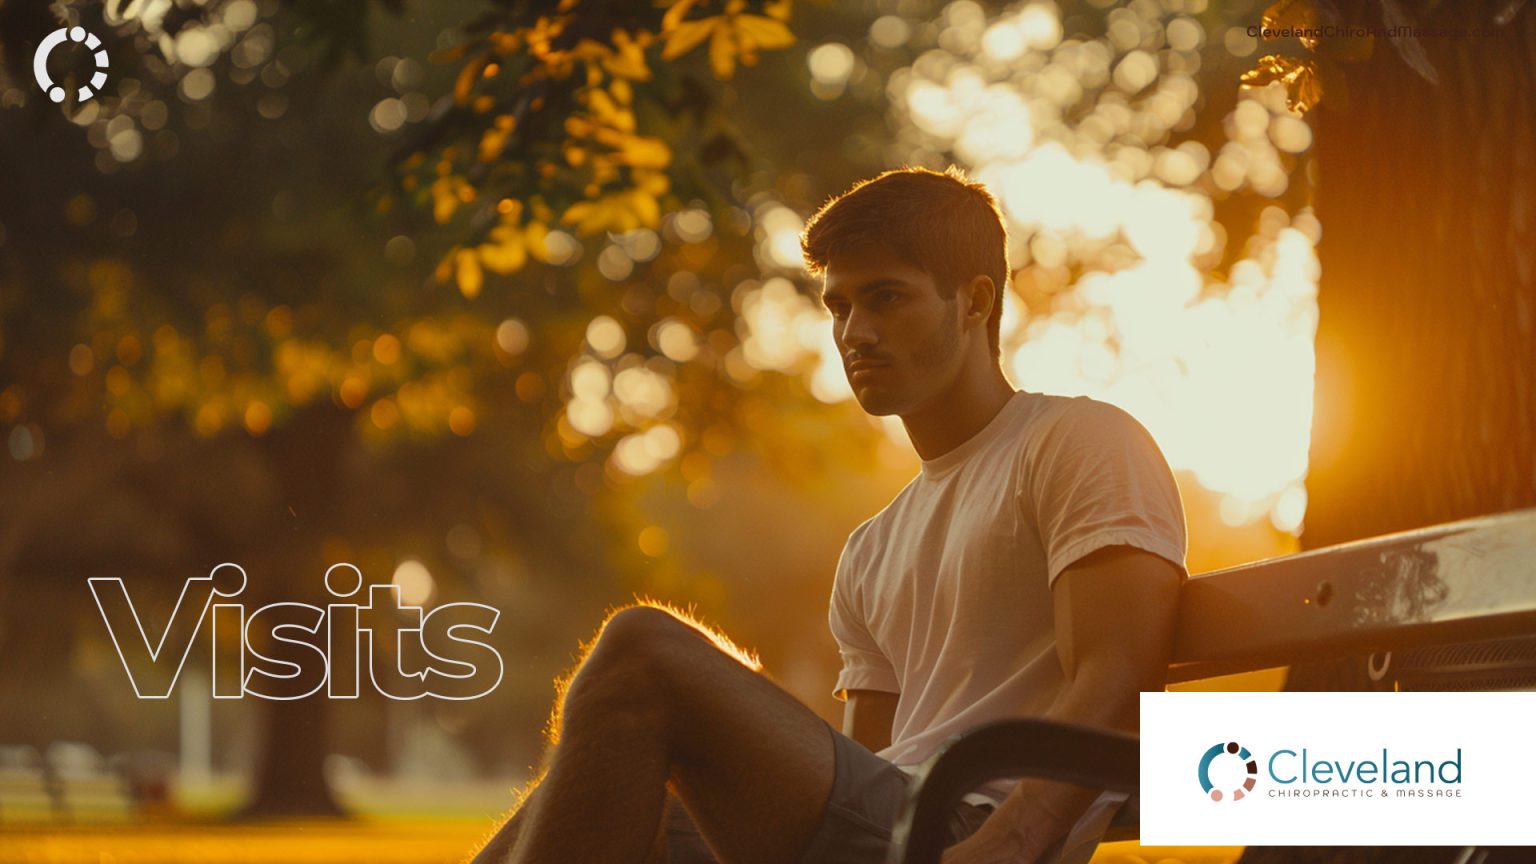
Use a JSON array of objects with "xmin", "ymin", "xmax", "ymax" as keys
[{"xmin": 938, "ymin": 808, "xmax": 1035, "ymax": 864}]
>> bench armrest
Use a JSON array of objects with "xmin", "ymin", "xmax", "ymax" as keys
[{"xmin": 884, "ymin": 718, "xmax": 1140, "ymax": 864}]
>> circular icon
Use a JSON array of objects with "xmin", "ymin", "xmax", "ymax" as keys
[
  {"xmin": 1198, "ymin": 740, "xmax": 1258, "ymax": 802},
  {"xmin": 33, "ymin": 26, "xmax": 110, "ymax": 104}
]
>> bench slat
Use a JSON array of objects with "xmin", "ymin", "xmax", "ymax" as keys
[{"xmin": 1170, "ymin": 508, "xmax": 1536, "ymax": 682}]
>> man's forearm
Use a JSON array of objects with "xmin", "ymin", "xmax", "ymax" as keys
[{"xmin": 984, "ymin": 675, "xmax": 1140, "ymax": 860}]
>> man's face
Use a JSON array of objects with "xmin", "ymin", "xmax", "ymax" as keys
[{"xmin": 820, "ymin": 246, "xmax": 967, "ymax": 417}]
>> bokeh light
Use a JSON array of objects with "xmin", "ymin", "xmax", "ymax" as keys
[{"xmin": 752, "ymin": 0, "xmax": 1320, "ymax": 532}]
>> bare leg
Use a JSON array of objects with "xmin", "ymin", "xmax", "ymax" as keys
[
  {"xmin": 508, "ymin": 605, "xmax": 837, "ymax": 864},
  {"xmin": 470, "ymin": 778, "xmax": 671, "ymax": 864},
  {"xmin": 468, "ymin": 782, "xmax": 540, "ymax": 864}
]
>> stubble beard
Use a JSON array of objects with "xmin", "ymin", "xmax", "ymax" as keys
[{"xmin": 860, "ymin": 300, "xmax": 963, "ymax": 417}]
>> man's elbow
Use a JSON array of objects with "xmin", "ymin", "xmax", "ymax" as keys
[{"xmin": 1064, "ymin": 657, "xmax": 1166, "ymax": 732}]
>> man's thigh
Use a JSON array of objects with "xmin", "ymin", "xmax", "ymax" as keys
[
  {"xmin": 610, "ymin": 606, "xmax": 837, "ymax": 864},
  {"xmin": 663, "ymin": 720, "xmax": 994, "ymax": 864}
]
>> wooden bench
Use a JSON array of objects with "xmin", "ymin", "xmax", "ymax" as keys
[
  {"xmin": 886, "ymin": 507, "xmax": 1536, "ymax": 864},
  {"xmin": 0, "ymin": 743, "xmax": 139, "ymax": 826}
]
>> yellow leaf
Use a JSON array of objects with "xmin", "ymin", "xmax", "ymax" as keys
[
  {"xmin": 1285, "ymin": 66, "xmax": 1324, "ymax": 113},
  {"xmin": 708, "ymin": 23, "xmax": 736, "ymax": 79},
  {"xmin": 1261, "ymin": 0, "xmax": 1316, "ymax": 34},
  {"xmin": 428, "ymin": 44, "xmax": 468, "ymax": 64},
  {"xmin": 478, "ymin": 235, "xmax": 527, "ymax": 275},
  {"xmin": 479, "ymin": 126, "xmax": 511, "ymax": 162},
  {"xmin": 661, "ymin": 0, "xmax": 700, "ymax": 33},
  {"xmin": 604, "ymin": 31, "xmax": 652, "ymax": 80},
  {"xmin": 454, "ymin": 54, "xmax": 488, "ymax": 105},
  {"xmin": 456, "ymin": 248, "xmax": 484, "ymax": 298},
  {"xmin": 490, "ymin": 32, "xmax": 520, "ymax": 56},
  {"xmin": 588, "ymin": 88, "xmax": 620, "ymax": 121},
  {"xmin": 560, "ymin": 199, "xmax": 614, "ymax": 235},
  {"xmin": 620, "ymin": 135, "xmax": 672, "ymax": 169},
  {"xmin": 636, "ymin": 168, "xmax": 670, "ymax": 196},
  {"xmin": 561, "ymin": 184, "xmax": 664, "ymax": 236},
  {"xmin": 736, "ymin": 15, "xmax": 794, "ymax": 51},
  {"xmin": 663, "ymin": 19, "xmax": 716, "ymax": 61},
  {"xmin": 524, "ymin": 221, "xmax": 551, "ymax": 262},
  {"xmin": 435, "ymin": 250, "xmax": 456, "ymax": 283},
  {"xmin": 1238, "ymin": 53, "xmax": 1295, "ymax": 87},
  {"xmin": 631, "ymin": 188, "xmax": 659, "ymax": 227},
  {"xmin": 1239, "ymin": 54, "xmax": 1323, "ymax": 114},
  {"xmin": 432, "ymin": 177, "xmax": 468, "ymax": 224},
  {"xmin": 488, "ymin": 224, "xmax": 522, "ymax": 244},
  {"xmin": 763, "ymin": 0, "xmax": 792, "ymax": 21}
]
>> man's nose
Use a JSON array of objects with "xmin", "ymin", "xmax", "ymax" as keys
[{"xmin": 839, "ymin": 306, "xmax": 877, "ymax": 350}]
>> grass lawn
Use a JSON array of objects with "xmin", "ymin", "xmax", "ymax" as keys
[
  {"xmin": 0, "ymin": 776, "xmax": 1245, "ymax": 863},
  {"xmin": 0, "ymin": 823, "xmax": 1243, "ymax": 864}
]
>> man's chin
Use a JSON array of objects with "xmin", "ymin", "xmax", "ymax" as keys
[{"xmin": 851, "ymin": 388, "xmax": 904, "ymax": 417}]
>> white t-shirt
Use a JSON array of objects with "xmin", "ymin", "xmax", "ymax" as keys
[{"xmin": 829, "ymin": 389, "xmax": 1187, "ymax": 809}]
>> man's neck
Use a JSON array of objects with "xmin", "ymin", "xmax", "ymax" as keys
[{"xmin": 900, "ymin": 366, "xmax": 1016, "ymax": 462}]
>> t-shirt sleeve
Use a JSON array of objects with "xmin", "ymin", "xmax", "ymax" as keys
[
  {"xmin": 1024, "ymin": 398, "xmax": 1188, "ymax": 587},
  {"xmin": 828, "ymin": 534, "xmax": 900, "ymax": 701}
]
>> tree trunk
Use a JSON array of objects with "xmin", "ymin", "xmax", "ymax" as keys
[
  {"xmin": 1304, "ymin": 0, "xmax": 1536, "ymax": 550},
  {"xmin": 237, "ymin": 403, "xmax": 354, "ymax": 819},
  {"xmin": 1244, "ymin": 1, "xmax": 1536, "ymax": 862}
]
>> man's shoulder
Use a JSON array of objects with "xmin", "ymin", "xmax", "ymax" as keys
[
  {"xmin": 1023, "ymin": 393, "xmax": 1156, "ymax": 453},
  {"xmin": 845, "ymin": 474, "xmax": 923, "ymax": 547},
  {"xmin": 839, "ymin": 395, "xmax": 1154, "ymax": 554}
]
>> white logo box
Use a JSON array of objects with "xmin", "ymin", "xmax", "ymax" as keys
[{"xmin": 1140, "ymin": 691, "xmax": 1536, "ymax": 845}]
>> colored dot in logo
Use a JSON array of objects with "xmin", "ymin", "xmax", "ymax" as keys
[
  {"xmin": 1198, "ymin": 740, "xmax": 1259, "ymax": 801},
  {"xmin": 33, "ymin": 26, "xmax": 110, "ymax": 104}
]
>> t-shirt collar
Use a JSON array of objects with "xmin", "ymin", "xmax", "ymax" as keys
[{"xmin": 917, "ymin": 389, "xmax": 1026, "ymax": 480}]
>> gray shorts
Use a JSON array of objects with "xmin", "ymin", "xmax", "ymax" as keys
[{"xmin": 662, "ymin": 720, "xmax": 995, "ymax": 864}]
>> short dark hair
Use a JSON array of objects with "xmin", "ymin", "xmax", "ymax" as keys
[{"xmin": 800, "ymin": 166, "xmax": 1009, "ymax": 358}]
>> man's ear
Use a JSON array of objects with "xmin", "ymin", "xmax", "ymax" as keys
[{"xmin": 960, "ymin": 274, "xmax": 996, "ymax": 331}]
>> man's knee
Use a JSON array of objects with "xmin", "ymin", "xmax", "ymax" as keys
[{"xmin": 563, "ymin": 606, "xmax": 701, "ymax": 718}]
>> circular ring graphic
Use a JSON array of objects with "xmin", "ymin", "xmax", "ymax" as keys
[
  {"xmin": 33, "ymin": 26, "xmax": 110, "ymax": 103},
  {"xmin": 1197, "ymin": 741, "xmax": 1258, "ymax": 802}
]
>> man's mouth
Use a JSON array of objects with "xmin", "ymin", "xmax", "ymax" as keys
[
  {"xmin": 847, "ymin": 362, "xmax": 890, "ymax": 383},
  {"xmin": 847, "ymin": 360, "xmax": 889, "ymax": 374}
]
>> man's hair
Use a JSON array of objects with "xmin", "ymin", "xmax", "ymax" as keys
[{"xmin": 799, "ymin": 166, "xmax": 1009, "ymax": 358}]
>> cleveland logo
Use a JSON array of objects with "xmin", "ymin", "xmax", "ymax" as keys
[
  {"xmin": 1198, "ymin": 740, "xmax": 1259, "ymax": 801},
  {"xmin": 89, "ymin": 563, "xmax": 502, "ymax": 700}
]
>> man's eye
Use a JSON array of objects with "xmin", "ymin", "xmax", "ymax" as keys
[{"xmin": 875, "ymin": 290, "xmax": 899, "ymax": 304}]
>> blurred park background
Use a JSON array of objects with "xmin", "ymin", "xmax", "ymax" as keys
[{"xmin": 1, "ymin": 0, "xmax": 1532, "ymax": 862}]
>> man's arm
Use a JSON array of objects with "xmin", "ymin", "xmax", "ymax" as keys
[
  {"xmin": 944, "ymin": 544, "xmax": 1181, "ymax": 864},
  {"xmin": 842, "ymin": 688, "xmax": 899, "ymax": 753}
]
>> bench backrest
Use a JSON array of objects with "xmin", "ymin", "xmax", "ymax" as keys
[{"xmin": 1168, "ymin": 507, "xmax": 1536, "ymax": 684}]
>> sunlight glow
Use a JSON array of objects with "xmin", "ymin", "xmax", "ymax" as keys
[
  {"xmin": 749, "ymin": 0, "xmax": 1320, "ymax": 530},
  {"xmin": 391, "ymin": 559, "xmax": 436, "ymax": 608}
]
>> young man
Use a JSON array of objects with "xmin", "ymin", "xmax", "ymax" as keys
[{"xmin": 471, "ymin": 167, "xmax": 1187, "ymax": 864}]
